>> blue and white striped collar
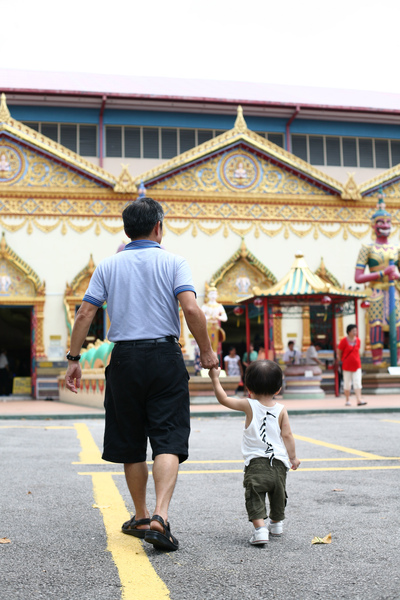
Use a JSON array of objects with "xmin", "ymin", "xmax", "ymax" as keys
[{"xmin": 124, "ymin": 240, "xmax": 161, "ymax": 250}]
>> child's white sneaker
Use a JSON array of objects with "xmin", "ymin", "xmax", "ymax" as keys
[
  {"xmin": 249, "ymin": 526, "xmax": 269, "ymax": 545},
  {"xmin": 267, "ymin": 519, "xmax": 283, "ymax": 536}
]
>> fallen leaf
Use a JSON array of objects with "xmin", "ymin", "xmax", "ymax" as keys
[
  {"xmin": 332, "ymin": 489, "xmax": 344, "ymax": 492},
  {"xmin": 27, "ymin": 491, "xmax": 32, "ymax": 495},
  {"xmin": 92, "ymin": 504, "xmax": 111, "ymax": 509},
  {"xmin": 0, "ymin": 538, "xmax": 11, "ymax": 544},
  {"xmin": 311, "ymin": 533, "xmax": 332, "ymax": 545}
]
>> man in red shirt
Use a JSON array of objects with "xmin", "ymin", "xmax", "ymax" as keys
[{"xmin": 337, "ymin": 324, "xmax": 367, "ymax": 407}]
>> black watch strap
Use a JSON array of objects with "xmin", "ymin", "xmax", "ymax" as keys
[{"xmin": 66, "ymin": 351, "xmax": 81, "ymax": 361}]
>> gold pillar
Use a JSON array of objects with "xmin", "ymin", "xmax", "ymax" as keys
[
  {"xmin": 338, "ymin": 315, "xmax": 344, "ymax": 342},
  {"xmin": 365, "ymin": 312, "xmax": 371, "ymax": 353},
  {"xmin": 302, "ymin": 306, "xmax": 311, "ymax": 351},
  {"xmin": 272, "ymin": 307, "xmax": 283, "ymax": 354}
]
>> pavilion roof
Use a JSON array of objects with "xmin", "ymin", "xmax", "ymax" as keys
[{"xmin": 244, "ymin": 253, "xmax": 366, "ymax": 302}]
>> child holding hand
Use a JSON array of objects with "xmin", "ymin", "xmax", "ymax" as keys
[{"xmin": 209, "ymin": 360, "xmax": 300, "ymax": 545}]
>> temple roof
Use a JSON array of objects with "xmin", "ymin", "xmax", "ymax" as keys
[{"xmin": 249, "ymin": 253, "xmax": 366, "ymax": 301}]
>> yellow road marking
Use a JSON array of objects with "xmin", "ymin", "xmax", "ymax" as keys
[
  {"xmin": 73, "ymin": 423, "xmax": 107, "ymax": 464},
  {"xmin": 91, "ymin": 473, "xmax": 169, "ymax": 600},
  {"xmin": 293, "ymin": 434, "xmax": 384, "ymax": 459},
  {"xmin": 0, "ymin": 425, "xmax": 74, "ymax": 429},
  {"xmin": 381, "ymin": 419, "xmax": 400, "ymax": 424},
  {"xmin": 80, "ymin": 464, "xmax": 400, "ymax": 476}
]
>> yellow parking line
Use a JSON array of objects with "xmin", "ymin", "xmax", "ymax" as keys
[
  {"xmin": 381, "ymin": 419, "xmax": 400, "ymax": 424},
  {"xmin": 0, "ymin": 425, "xmax": 74, "ymax": 429},
  {"xmin": 91, "ymin": 473, "xmax": 170, "ymax": 600},
  {"xmin": 293, "ymin": 434, "xmax": 384, "ymax": 459},
  {"xmin": 73, "ymin": 423, "xmax": 107, "ymax": 465}
]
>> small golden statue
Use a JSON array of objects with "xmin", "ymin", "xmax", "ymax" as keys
[{"xmin": 201, "ymin": 286, "xmax": 228, "ymax": 353}]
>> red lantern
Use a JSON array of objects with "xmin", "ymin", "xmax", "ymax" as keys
[
  {"xmin": 253, "ymin": 297, "xmax": 263, "ymax": 323},
  {"xmin": 361, "ymin": 300, "xmax": 371, "ymax": 309},
  {"xmin": 321, "ymin": 295, "xmax": 331, "ymax": 322},
  {"xmin": 233, "ymin": 306, "xmax": 244, "ymax": 327}
]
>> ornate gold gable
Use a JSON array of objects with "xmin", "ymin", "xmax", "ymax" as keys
[
  {"xmin": 0, "ymin": 232, "xmax": 45, "ymax": 355},
  {"xmin": 0, "ymin": 93, "xmax": 136, "ymax": 236},
  {"xmin": 64, "ymin": 254, "xmax": 97, "ymax": 345},
  {"xmin": 315, "ymin": 257, "xmax": 341, "ymax": 288},
  {"xmin": 205, "ymin": 239, "xmax": 277, "ymax": 304}
]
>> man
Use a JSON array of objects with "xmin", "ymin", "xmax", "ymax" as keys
[
  {"xmin": 65, "ymin": 197, "xmax": 218, "ymax": 552},
  {"xmin": 305, "ymin": 340, "xmax": 323, "ymax": 366},
  {"xmin": 282, "ymin": 341, "xmax": 300, "ymax": 365},
  {"xmin": 337, "ymin": 324, "xmax": 366, "ymax": 407}
]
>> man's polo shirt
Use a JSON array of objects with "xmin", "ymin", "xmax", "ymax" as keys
[{"xmin": 83, "ymin": 240, "xmax": 196, "ymax": 341}]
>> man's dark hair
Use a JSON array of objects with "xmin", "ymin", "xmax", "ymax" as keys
[
  {"xmin": 245, "ymin": 360, "xmax": 283, "ymax": 396},
  {"xmin": 288, "ymin": 340, "xmax": 294, "ymax": 347},
  {"xmin": 346, "ymin": 324, "xmax": 357, "ymax": 335},
  {"xmin": 122, "ymin": 198, "xmax": 164, "ymax": 239}
]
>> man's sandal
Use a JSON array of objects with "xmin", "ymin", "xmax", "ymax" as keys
[
  {"xmin": 121, "ymin": 515, "xmax": 150, "ymax": 539},
  {"xmin": 144, "ymin": 515, "xmax": 179, "ymax": 551}
]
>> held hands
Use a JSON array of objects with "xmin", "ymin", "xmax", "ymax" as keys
[
  {"xmin": 208, "ymin": 366, "xmax": 221, "ymax": 381},
  {"xmin": 65, "ymin": 362, "xmax": 82, "ymax": 394},
  {"xmin": 200, "ymin": 349, "xmax": 219, "ymax": 370}
]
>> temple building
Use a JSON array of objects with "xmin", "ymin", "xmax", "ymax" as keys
[{"xmin": 2, "ymin": 69, "xmax": 400, "ymax": 397}]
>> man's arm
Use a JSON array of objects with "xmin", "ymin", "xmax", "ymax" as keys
[
  {"xmin": 177, "ymin": 291, "xmax": 219, "ymax": 369},
  {"xmin": 65, "ymin": 301, "xmax": 99, "ymax": 393}
]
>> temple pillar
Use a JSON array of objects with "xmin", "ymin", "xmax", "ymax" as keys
[
  {"xmin": 273, "ymin": 307, "xmax": 283, "ymax": 354},
  {"xmin": 302, "ymin": 306, "xmax": 311, "ymax": 351}
]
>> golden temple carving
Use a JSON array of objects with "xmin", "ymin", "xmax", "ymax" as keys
[
  {"xmin": 0, "ymin": 232, "xmax": 45, "ymax": 355},
  {"xmin": 64, "ymin": 254, "xmax": 97, "ymax": 346},
  {"xmin": 114, "ymin": 165, "xmax": 137, "ymax": 193},
  {"xmin": 342, "ymin": 174, "xmax": 362, "ymax": 201},
  {"xmin": 0, "ymin": 94, "xmax": 11, "ymax": 122},
  {"xmin": 205, "ymin": 239, "xmax": 277, "ymax": 304}
]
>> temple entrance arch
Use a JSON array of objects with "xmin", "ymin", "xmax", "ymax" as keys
[
  {"xmin": 205, "ymin": 239, "xmax": 277, "ymax": 361},
  {"xmin": 0, "ymin": 233, "xmax": 46, "ymax": 395},
  {"xmin": 64, "ymin": 255, "xmax": 107, "ymax": 349}
]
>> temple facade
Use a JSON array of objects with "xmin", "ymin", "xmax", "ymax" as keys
[{"xmin": 2, "ymin": 78, "xmax": 400, "ymax": 396}]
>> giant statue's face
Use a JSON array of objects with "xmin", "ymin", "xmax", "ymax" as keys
[
  {"xmin": 374, "ymin": 217, "xmax": 392, "ymax": 239},
  {"xmin": 208, "ymin": 290, "xmax": 218, "ymax": 302}
]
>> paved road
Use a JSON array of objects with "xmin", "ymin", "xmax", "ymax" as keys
[{"xmin": 1, "ymin": 413, "xmax": 400, "ymax": 599}]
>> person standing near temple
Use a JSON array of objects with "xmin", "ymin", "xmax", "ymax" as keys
[
  {"xmin": 282, "ymin": 341, "xmax": 301, "ymax": 365},
  {"xmin": 65, "ymin": 197, "xmax": 218, "ymax": 552},
  {"xmin": 337, "ymin": 324, "xmax": 367, "ymax": 407}
]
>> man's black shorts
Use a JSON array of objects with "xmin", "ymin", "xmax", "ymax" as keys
[{"xmin": 102, "ymin": 339, "xmax": 190, "ymax": 464}]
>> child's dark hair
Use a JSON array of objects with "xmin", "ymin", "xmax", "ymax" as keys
[{"xmin": 244, "ymin": 360, "xmax": 283, "ymax": 396}]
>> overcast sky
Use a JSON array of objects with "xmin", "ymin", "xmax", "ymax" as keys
[{"xmin": 3, "ymin": 0, "xmax": 400, "ymax": 94}]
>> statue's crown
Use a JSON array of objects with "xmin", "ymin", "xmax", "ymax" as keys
[{"xmin": 371, "ymin": 190, "xmax": 391, "ymax": 223}]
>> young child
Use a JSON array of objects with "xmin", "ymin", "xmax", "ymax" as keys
[{"xmin": 209, "ymin": 360, "xmax": 300, "ymax": 546}]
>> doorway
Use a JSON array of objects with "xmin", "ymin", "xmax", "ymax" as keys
[{"xmin": 0, "ymin": 306, "xmax": 32, "ymax": 394}]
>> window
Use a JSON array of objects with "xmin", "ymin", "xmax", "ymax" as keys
[
  {"xmin": 125, "ymin": 127, "xmax": 141, "ymax": 158},
  {"xmin": 391, "ymin": 141, "xmax": 400, "ymax": 166},
  {"xmin": 326, "ymin": 137, "xmax": 341, "ymax": 166},
  {"xmin": 292, "ymin": 135, "xmax": 308, "ymax": 161},
  {"xmin": 161, "ymin": 129, "xmax": 177, "ymax": 159},
  {"xmin": 359, "ymin": 139, "xmax": 374, "ymax": 168},
  {"xmin": 198, "ymin": 130, "xmax": 214, "ymax": 144},
  {"xmin": 342, "ymin": 138, "xmax": 357, "ymax": 167},
  {"xmin": 375, "ymin": 140, "xmax": 390, "ymax": 169},
  {"xmin": 106, "ymin": 127, "xmax": 122, "ymax": 157},
  {"xmin": 143, "ymin": 128, "xmax": 159, "ymax": 158},
  {"xmin": 179, "ymin": 129, "xmax": 196, "ymax": 153},
  {"xmin": 60, "ymin": 125, "xmax": 77, "ymax": 153},
  {"xmin": 268, "ymin": 133, "xmax": 284, "ymax": 148},
  {"xmin": 23, "ymin": 122, "xmax": 39, "ymax": 131},
  {"xmin": 309, "ymin": 136, "xmax": 324, "ymax": 165},
  {"xmin": 79, "ymin": 126, "xmax": 97, "ymax": 156},
  {"xmin": 41, "ymin": 123, "xmax": 58, "ymax": 142}
]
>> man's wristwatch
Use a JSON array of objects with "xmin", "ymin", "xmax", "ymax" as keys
[{"xmin": 66, "ymin": 351, "xmax": 81, "ymax": 361}]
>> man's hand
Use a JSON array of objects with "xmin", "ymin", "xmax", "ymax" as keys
[
  {"xmin": 290, "ymin": 457, "xmax": 301, "ymax": 470},
  {"xmin": 65, "ymin": 362, "xmax": 82, "ymax": 394},
  {"xmin": 199, "ymin": 349, "xmax": 219, "ymax": 370}
]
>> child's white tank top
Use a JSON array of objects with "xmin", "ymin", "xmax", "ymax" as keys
[{"xmin": 241, "ymin": 399, "xmax": 290, "ymax": 469}]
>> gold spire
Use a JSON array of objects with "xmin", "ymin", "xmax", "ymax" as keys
[
  {"xmin": 234, "ymin": 105, "xmax": 247, "ymax": 133},
  {"xmin": 0, "ymin": 93, "xmax": 11, "ymax": 122},
  {"xmin": 0, "ymin": 231, "xmax": 7, "ymax": 256},
  {"xmin": 114, "ymin": 164, "xmax": 137, "ymax": 193},
  {"xmin": 342, "ymin": 173, "xmax": 361, "ymax": 200}
]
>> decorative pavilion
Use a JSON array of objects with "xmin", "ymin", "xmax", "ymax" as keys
[{"xmin": 240, "ymin": 253, "xmax": 367, "ymax": 395}]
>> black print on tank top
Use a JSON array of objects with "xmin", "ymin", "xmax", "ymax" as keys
[{"xmin": 260, "ymin": 412, "xmax": 276, "ymax": 460}]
